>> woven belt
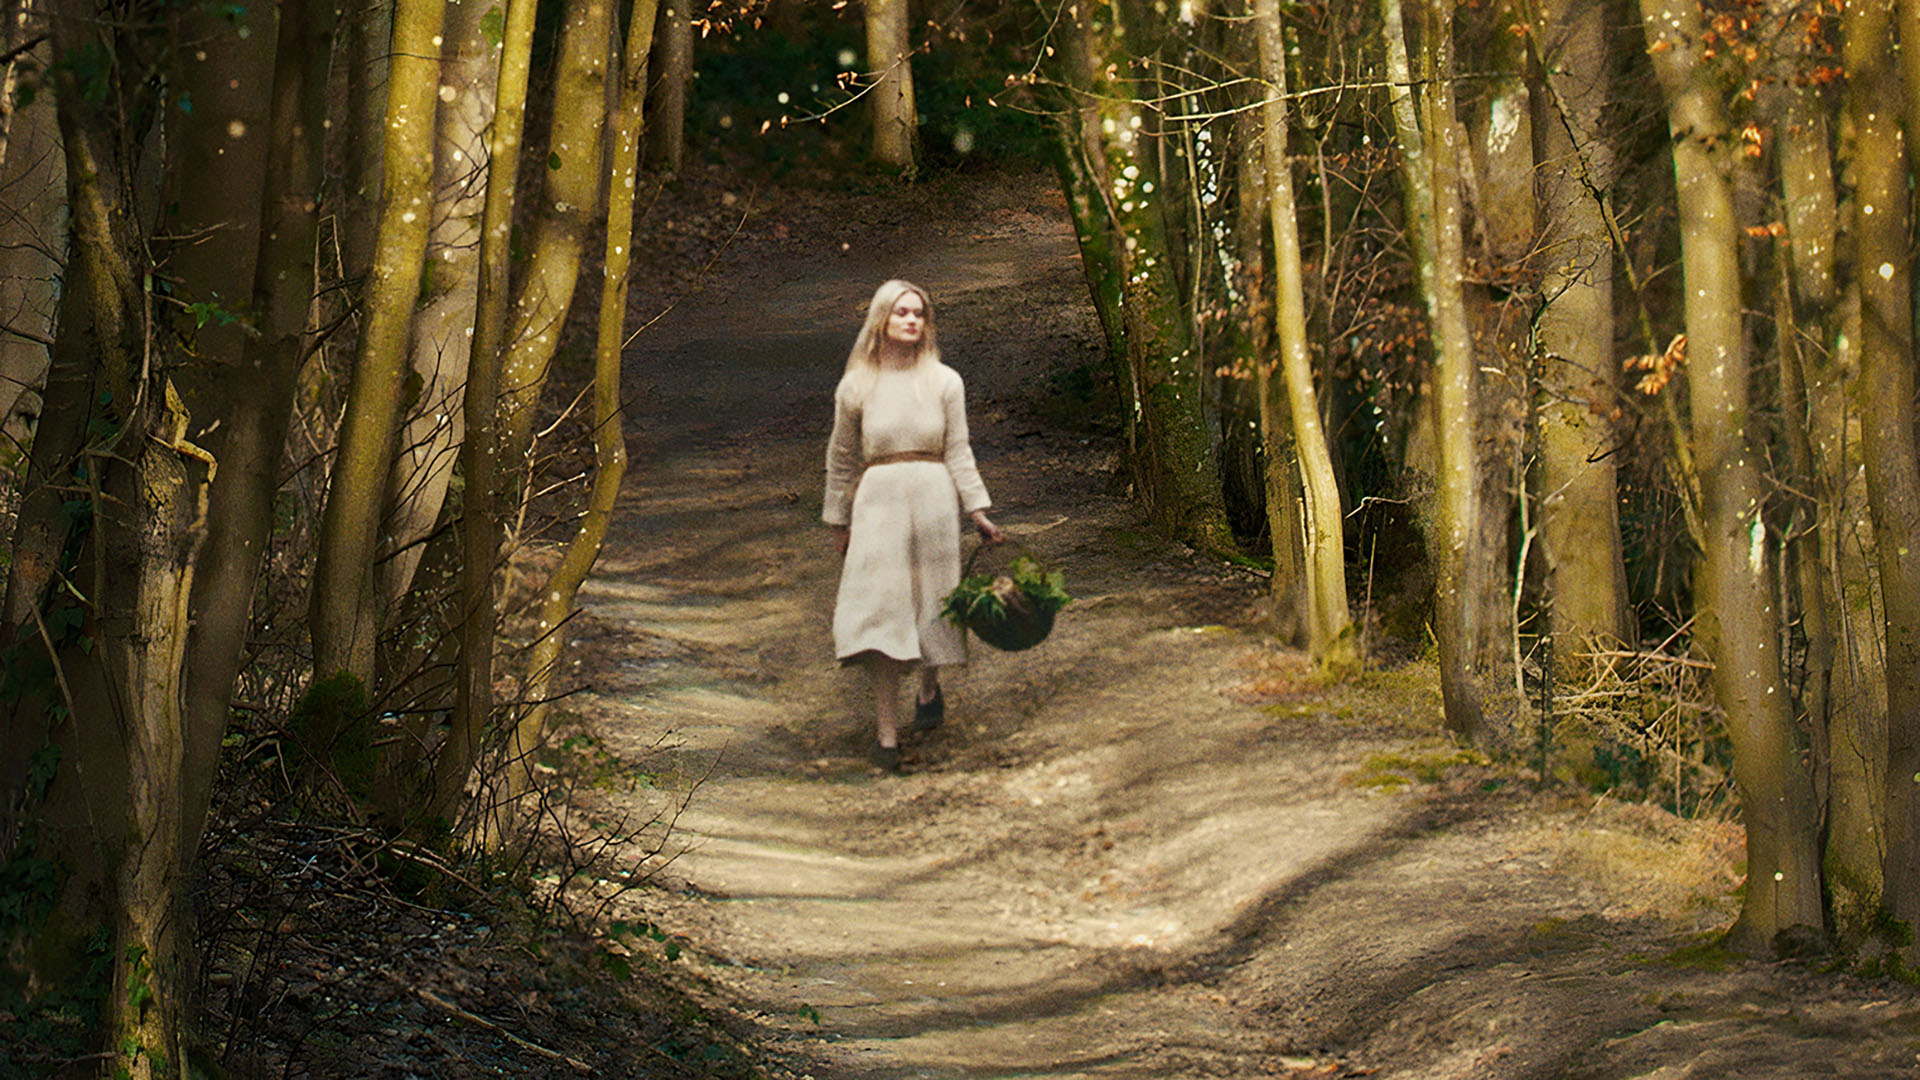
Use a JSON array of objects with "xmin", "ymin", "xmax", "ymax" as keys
[{"xmin": 864, "ymin": 450, "xmax": 944, "ymax": 468}]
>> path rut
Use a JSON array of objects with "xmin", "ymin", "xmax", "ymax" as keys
[{"xmin": 555, "ymin": 173, "xmax": 1920, "ymax": 1080}]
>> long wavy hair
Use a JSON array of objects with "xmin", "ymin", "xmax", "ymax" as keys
[{"xmin": 838, "ymin": 279, "xmax": 942, "ymax": 405}]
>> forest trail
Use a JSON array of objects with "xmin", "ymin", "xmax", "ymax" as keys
[{"xmin": 563, "ymin": 172, "xmax": 1920, "ymax": 1079}]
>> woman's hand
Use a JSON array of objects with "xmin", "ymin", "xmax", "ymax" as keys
[
  {"xmin": 971, "ymin": 510, "xmax": 1005, "ymax": 544},
  {"xmin": 834, "ymin": 525, "xmax": 851, "ymax": 557}
]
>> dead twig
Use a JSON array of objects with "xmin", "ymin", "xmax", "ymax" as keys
[{"xmin": 414, "ymin": 987, "xmax": 594, "ymax": 1075}]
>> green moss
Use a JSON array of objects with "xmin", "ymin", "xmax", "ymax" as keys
[
  {"xmin": 1660, "ymin": 936, "xmax": 1737, "ymax": 972},
  {"xmin": 287, "ymin": 671, "xmax": 374, "ymax": 802},
  {"xmin": 1345, "ymin": 746, "xmax": 1488, "ymax": 789}
]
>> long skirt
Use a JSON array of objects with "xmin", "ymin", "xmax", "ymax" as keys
[{"xmin": 833, "ymin": 460, "xmax": 967, "ymax": 666}]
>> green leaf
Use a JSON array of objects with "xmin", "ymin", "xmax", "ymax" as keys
[
  {"xmin": 479, "ymin": 6, "xmax": 504, "ymax": 46},
  {"xmin": 547, "ymin": 151, "xmax": 562, "ymax": 171},
  {"xmin": 601, "ymin": 952, "xmax": 632, "ymax": 981},
  {"xmin": 177, "ymin": 90, "xmax": 193, "ymax": 115}
]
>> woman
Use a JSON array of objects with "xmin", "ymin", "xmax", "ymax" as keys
[{"xmin": 824, "ymin": 280, "xmax": 1003, "ymax": 772}]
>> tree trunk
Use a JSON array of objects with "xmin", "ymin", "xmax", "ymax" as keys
[
  {"xmin": 1231, "ymin": 109, "xmax": 1305, "ymax": 645},
  {"xmin": 446, "ymin": 0, "xmax": 611, "ymax": 823},
  {"xmin": 162, "ymin": 0, "xmax": 273, "ymax": 381},
  {"xmin": 1640, "ymin": 0, "xmax": 1823, "ymax": 953},
  {"xmin": 1459, "ymin": 0, "xmax": 1528, "ymax": 680},
  {"xmin": 1842, "ymin": 0, "xmax": 1920, "ymax": 962},
  {"xmin": 180, "ymin": 0, "xmax": 338, "ymax": 851},
  {"xmin": 494, "ymin": 0, "xmax": 609, "ymax": 478},
  {"xmin": 442, "ymin": 0, "xmax": 538, "ymax": 824},
  {"xmin": 507, "ymin": 0, "xmax": 653, "ymax": 820},
  {"xmin": 1383, "ymin": 0, "xmax": 1486, "ymax": 738},
  {"xmin": 0, "ymin": 3, "xmax": 60, "ymax": 450},
  {"xmin": 1253, "ymin": 0, "xmax": 1354, "ymax": 670},
  {"xmin": 158, "ymin": 0, "xmax": 277, "ymax": 847},
  {"xmin": 1898, "ymin": 0, "xmax": 1920, "ymax": 174},
  {"xmin": 339, "ymin": 0, "xmax": 392, "ymax": 283},
  {"xmin": 1772, "ymin": 9, "xmax": 1880, "ymax": 944},
  {"xmin": 1063, "ymin": 0, "xmax": 1231, "ymax": 553},
  {"xmin": 0, "ymin": 237, "xmax": 93, "ymax": 632},
  {"xmin": 1045, "ymin": 17, "xmax": 1133, "ymax": 457},
  {"xmin": 376, "ymin": 0, "xmax": 500, "ymax": 615},
  {"xmin": 865, "ymin": 0, "xmax": 916, "ymax": 172},
  {"xmin": 1529, "ymin": 0, "xmax": 1629, "ymax": 659},
  {"xmin": 20, "ymin": 3, "xmax": 206, "ymax": 1066},
  {"xmin": 310, "ymin": 0, "xmax": 447, "ymax": 685},
  {"xmin": 644, "ymin": 1, "xmax": 690, "ymax": 173}
]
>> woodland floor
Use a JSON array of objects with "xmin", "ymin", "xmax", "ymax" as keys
[
  {"xmin": 545, "ymin": 164, "xmax": 1920, "ymax": 1079},
  {"xmin": 140, "ymin": 165, "xmax": 1920, "ymax": 1080}
]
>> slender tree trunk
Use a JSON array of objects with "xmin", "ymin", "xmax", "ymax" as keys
[
  {"xmin": 310, "ymin": 0, "xmax": 447, "ymax": 685},
  {"xmin": 1253, "ymin": 0, "xmax": 1354, "ymax": 670},
  {"xmin": 441, "ymin": 0, "xmax": 606, "ymax": 814},
  {"xmin": 340, "ymin": 0, "xmax": 392, "ymax": 282},
  {"xmin": 1046, "ymin": 17, "xmax": 1133, "ymax": 456},
  {"xmin": 1773, "ymin": 11, "xmax": 1880, "ymax": 942},
  {"xmin": 865, "ymin": 0, "xmax": 916, "ymax": 172},
  {"xmin": 1842, "ymin": 0, "xmax": 1920, "ymax": 962},
  {"xmin": 158, "ymin": 0, "xmax": 277, "ymax": 852},
  {"xmin": 494, "ymin": 0, "xmax": 609, "ymax": 492},
  {"xmin": 507, "ymin": 0, "xmax": 653, "ymax": 817},
  {"xmin": 180, "ymin": 0, "xmax": 337, "ymax": 850},
  {"xmin": 0, "ymin": 240, "xmax": 92, "ymax": 631},
  {"xmin": 376, "ymin": 0, "xmax": 499, "ymax": 615},
  {"xmin": 163, "ymin": 0, "xmax": 272, "ymax": 377},
  {"xmin": 1459, "ymin": 0, "xmax": 1528, "ymax": 679},
  {"xmin": 442, "ymin": 0, "xmax": 537, "ymax": 824},
  {"xmin": 1234, "ymin": 109, "xmax": 1306, "ymax": 645},
  {"xmin": 1383, "ymin": 0, "xmax": 1485, "ymax": 738},
  {"xmin": 1641, "ymin": 0, "xmax": 1823, "ymax": 953},
  {"xmin": 644, "ymin": 1, "xmax": 689, "ymax": 173},
  {"xmin": 1530, "ymin": 0, "xmax": 1628, "ymax": 658},
  {"xmin": 1898, "ymin": 0, "xmax": 1920, "ymax": 171},
  {"xmin": 1065, "ymin": 0, "xmax": 1231, "ymax": 552},
  {"xmin": 0, "ymin": 2, "xmax": 59, "ymax": 448}
]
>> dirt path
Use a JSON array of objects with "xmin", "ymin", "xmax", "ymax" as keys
[{"xmin": 563, "ymin": 172, "xmax": 1920, "ymax": 1079}]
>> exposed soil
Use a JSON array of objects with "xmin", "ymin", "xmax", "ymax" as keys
[{"xmin": 550, "ymin": 165, "xmax": 1920, "ymax": 1079}]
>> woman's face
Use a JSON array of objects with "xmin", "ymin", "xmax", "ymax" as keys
[{"xmin": 884, "ymin": 291, "xmax": 927, "ymax": 347}]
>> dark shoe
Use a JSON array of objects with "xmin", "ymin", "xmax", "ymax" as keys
[
  {"xmin": 912, "ymin": 688, "xmax": 945, "ymax": 732},
  {"xmin": 869, "ymin": 743, "xmax": 901, "ymax": 772}
]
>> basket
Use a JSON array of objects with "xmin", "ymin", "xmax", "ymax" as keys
[{"xmin": 944, "ymin": 540, "xmax": 1063, "ymax": 652}]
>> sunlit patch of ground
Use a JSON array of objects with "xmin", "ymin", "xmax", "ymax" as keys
[{"xmin": 551, "ymin": 166, "xmax": 1920, "ymax": 1080}]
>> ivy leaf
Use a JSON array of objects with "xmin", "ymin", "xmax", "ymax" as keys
[
  {"xmin": 547, "ymin": 151, "xmax": 562, "ymax": 171},
  {"xmin": 480, "ymin": 6, "xmax": 504, "ymax": 46}
]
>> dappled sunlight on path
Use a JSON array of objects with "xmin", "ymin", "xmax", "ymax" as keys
[{"xmin": 563, "ymin": 174, "xmax": 1920, "ymax": 1080}]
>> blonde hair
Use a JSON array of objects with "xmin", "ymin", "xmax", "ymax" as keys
[{"xmin": 838, "ymin": 279, "xmax": 942, "ymax": 406}]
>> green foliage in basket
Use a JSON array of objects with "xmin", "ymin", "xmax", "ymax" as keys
[{"xmin": 942, "ymin": 556, "xmax": 1070, "ymax": 626}]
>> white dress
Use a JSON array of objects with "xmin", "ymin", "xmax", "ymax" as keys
[{"xmin": 823, "ymin": 363, "xmax": 991, "ymax": 665}]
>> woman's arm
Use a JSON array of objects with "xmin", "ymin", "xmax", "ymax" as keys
[
  {"xmin": 941, "ymin": 369, "xmax": 993, "ymax": 516},
  {"xmin": 822, "ymin": 386, "xmax": 862, "ymax": 527}
]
